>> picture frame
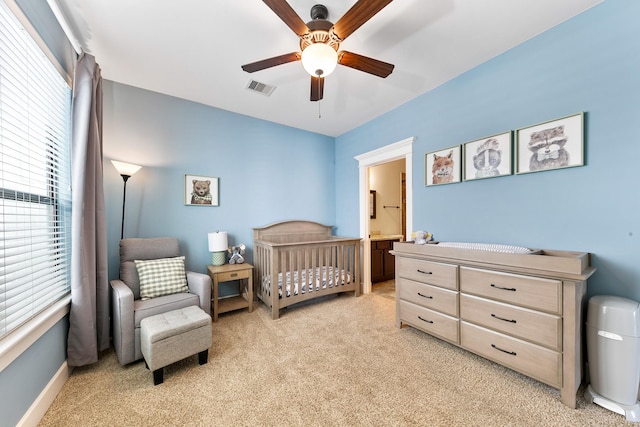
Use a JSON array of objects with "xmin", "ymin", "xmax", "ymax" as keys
[
  {"xmin": 425, "ymin": 145, "xmax": 461, "ymax": 186},
  {"xmin": 369, "ymin": 190, "xmax": 376, "ymax": 219},
  {"xmin": 463, "ymin": 131, "xmax": 512, "ymax": 181},
  {"xmin": 515, "ymin": 112, "xmax": 584, "ymax": 174},
  {"xmin": 184, "ymin": 174, "xmax": 219, "ymax": 206}
]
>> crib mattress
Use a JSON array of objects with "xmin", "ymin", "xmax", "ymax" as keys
[{"xmin": 262, "ymin": 266, "xmax": 352, "ymax": 298}]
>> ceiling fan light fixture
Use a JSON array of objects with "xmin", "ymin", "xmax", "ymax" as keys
[{"xmin": 301, "ymin": 42, "xmax": 338, "ymax": 77}]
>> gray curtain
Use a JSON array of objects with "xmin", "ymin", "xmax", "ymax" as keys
[{"xmin": 67, "ymin": 52, "xmax": 109, "ymax": 367}]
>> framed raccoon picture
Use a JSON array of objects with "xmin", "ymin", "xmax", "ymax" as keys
[
  {"xmin": 515, "ymin": 112, "xmax": 584, "ymax": 174},
  {"xmin": 184, "ymin": 174, "xmax": 219, "ymax": 206},
  {"xmin": 463, "ymin": 131, "xmax": 512, "ymax": 181},
  {"xmin": 425, "ymin": 145, "xmax": 461, "ymax": 186}
]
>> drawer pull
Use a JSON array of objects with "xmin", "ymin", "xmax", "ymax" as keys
[
  {"xmin": 416, "ymin": 269, "xmax": 432, "ymax": 275},
  {"xmin": 417, "ymin": 292, "xmax": 433, "ymax": 299},
  {"xmin": 491, "ymin": 344, "xmax": 517, "ymax": 356},
  {"xmin": 491, "ymin": 313, "xmax": 516, "ymax": 323},
  {"xmin": 490, "ymin": 283, "xmax": 516, "ymax": 292},
  {"xmin": 418, "ymin": 316, "xmax": 434, "ymax": 324},
  {"xmin": 230, "ymin": 273, "xmax": 238, "ymax": 278}
]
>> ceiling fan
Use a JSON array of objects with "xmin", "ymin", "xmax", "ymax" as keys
[{"xmin": 241, "ymin": 0, "xmax": 395, "ymax": 102}]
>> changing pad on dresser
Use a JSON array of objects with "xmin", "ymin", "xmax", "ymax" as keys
[{"xmin": 436, "ymin": 242, "xmax": 538, "ymax": 254}]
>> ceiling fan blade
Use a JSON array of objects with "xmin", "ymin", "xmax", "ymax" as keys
[
  {"xmin": 241, "ymin": 52, "xmax": 301, "ymax": 73},
  {"xmin": 310, "ymin": 76, "xmax": 324, "ymax": 101},
  {"xmin": 332, "ymin": 0, "xmax": 393, "ymax": 41},
  {"xmin": 338, "ymin": 51, "xmax": 394, "ymax": 78},
  {"xmin": 262, "ymin": 0, "xmax": 309, "ymax": 37}
]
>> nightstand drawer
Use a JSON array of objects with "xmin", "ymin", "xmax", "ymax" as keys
[
  {"xmin": 397, "ymin": 258, "xmax": 458, "ymax": 290},
  {"xmin": 399, "ymin": 300, "xmax": 459, "ymax": 344},
  {"xmin": 216, "ymin": 269, "xmax": 251, "ymax": 282},
  {"xmin": 460, "ymin": 321, "xmax": 561, "ymax": 388},
  {"xmin": 460, "ymin": 267, "xmax": 561, "ymax": 314},
  {"xmin": 460, "ymin": 294, "xmax": 561, "ymax": 350},
  {"xmin": 398, "ymin": 278, "xmax": 458, "ymax": 316}
]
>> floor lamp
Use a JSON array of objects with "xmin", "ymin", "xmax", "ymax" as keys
[{"xmin": 111, "ymin": 160, "xmax": 142, "ymax": 240}]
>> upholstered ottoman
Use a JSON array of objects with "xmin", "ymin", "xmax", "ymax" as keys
[{"xmin": 140, "ymin": 305, "xmax": 212, "ymax": 385}]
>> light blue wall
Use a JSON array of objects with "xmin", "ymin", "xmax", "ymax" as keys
[
  {"xmin": 0, "ymin": 318, "xmax": 68, "ymax": 427},
  {"xmin": 335, "ymin": 0, "xmax": 640, "ymax": 300},
  {"xmin": 103, "ymin": 82, "xmax": 336, "ymax": 280}
]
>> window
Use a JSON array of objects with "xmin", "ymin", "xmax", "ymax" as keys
[{"xmin": 0, "ymin": 1, "xmax": 72, "ymax": 339}]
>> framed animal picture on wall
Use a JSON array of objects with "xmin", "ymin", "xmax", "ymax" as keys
[
  {"xmin": 185, "ymin": 174, "xmax": 219, "ymax": 206},
  {"xmin": 515, "ymin": 112, "xmax": 584, "ymax": 174},
  {"xmin": 463, "ymin": 131, "xmax": 512, "ymax": 181},
  {"xmin": 425, "ymin": 145, "xmax": 461, "ymax": 186}
]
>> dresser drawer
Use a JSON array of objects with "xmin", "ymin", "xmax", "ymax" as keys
[
  {"xmin": 460, "ymin": 267, "xmax": 561, "ymax": 314},
  {"xmin": 399, "ymin": 300, "xmax": 459, "ymax": 344},
  {"xmin": 459, "ymin": 294, "xmax": 561, "ymax": 350},
  {"xmin": 398, "ymin": 278, "xmax": 458, "ymax": 316},
  {"xmin": 460, "ymin": 321, "xmax": 561, "ymax": 388},
  {"xmin": 397, "ymin": 258, "xmax": 458, "ymax": 290}
]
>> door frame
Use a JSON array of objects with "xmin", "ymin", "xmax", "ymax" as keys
[{"xmin": 355, "ymin": 137, "xmax": 414, "ymax": 294}]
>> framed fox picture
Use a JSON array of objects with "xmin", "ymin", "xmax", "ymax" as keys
[{"xmin": 425, "ymin": 145, "xmax": 461, "ymax": 186}]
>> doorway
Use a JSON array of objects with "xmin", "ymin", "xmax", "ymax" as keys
[
  {"xmin": 369, "ymin": 159, "xmax": 405, "ymax": 287},
  {"xmin": 355, "ymin": 137, "xmax": 414, "ymax": 294}
]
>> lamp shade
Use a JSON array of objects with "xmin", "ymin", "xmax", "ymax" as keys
[
  {"xmin": 111, "ymin": 160, "xmax": 141, "ymax": 177},
  {"xmin": 208, "ymin": 231, "xmax": 228, "ymax": 252},
  {"xmin": 301, "ymin": 43, "xmax": 338, "ymax": 77}
]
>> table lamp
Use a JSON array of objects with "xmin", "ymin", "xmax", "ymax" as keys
[{"xmin": 208, "ymin": 231, "xmax": 228, "ymax": 266}]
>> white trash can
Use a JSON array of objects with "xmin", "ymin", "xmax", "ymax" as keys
[{"xmin": 584, "ymin": 295, "xmax": 640, "ymax": 422}]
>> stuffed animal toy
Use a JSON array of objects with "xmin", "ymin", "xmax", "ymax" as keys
[
  {"xmin": 228, "ymin": 244, "xmax": 245, "ymax": 264},
  {"xmin": 415, "ymin": 231, "xmax": 433, "ymax": 245}
]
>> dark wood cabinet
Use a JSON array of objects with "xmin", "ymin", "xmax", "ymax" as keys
[{"xmin": 371, "ymin": 239, "xmax": 398, "ymax": 283}]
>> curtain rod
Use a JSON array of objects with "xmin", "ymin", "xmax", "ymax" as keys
[{"xmin": 46, "ymin": 0, "xmax": 82, "ymax": 55}]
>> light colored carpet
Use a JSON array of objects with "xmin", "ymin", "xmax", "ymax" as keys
[{"xmin": 39, "ymin": 289, "xmax": 628, "ymax": 426}]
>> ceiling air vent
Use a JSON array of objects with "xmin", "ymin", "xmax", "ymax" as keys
[{"xmin": 246, "ymin": 79, "xmax": 276, "ymax": 96}]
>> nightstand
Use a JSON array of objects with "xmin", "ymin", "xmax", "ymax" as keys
[{"xmin": 207, "ymin": 263, "xmax": 253, "ymax": 322}]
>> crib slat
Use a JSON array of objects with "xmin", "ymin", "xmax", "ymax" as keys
[
  {"xmin": 272, "ymin": 247, "xmax": 281, "ymax": 319},
  {"xmin": 338, "ymin": 244, "xmax": 343, "ymax": 287},
  {"xmin": 304, "ymin": 247, "xmax": 311, "ymax": 293},
  {"xmin": 311, "ymin": 246, "xmax": 317, "ymax": 293},
  {"xmin": 288, "ymin": 249, "xmax": 295, "ymax": 299}
]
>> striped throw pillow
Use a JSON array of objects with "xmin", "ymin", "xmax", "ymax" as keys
[{"xmin": 135, "ymin": 256, "xmax": 188, "ymax": 299}]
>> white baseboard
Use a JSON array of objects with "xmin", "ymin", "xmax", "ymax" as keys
[{"xmin": 17, "ymin": 361, "xmax": 71, "ymax": 427}]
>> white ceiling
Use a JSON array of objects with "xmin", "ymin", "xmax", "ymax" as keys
[{"xmin": 55, "ymin": 0, "xmax": 601, "ymax": 137}]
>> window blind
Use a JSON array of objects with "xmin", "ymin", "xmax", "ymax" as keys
[{"xmin": 0, "ymin": 0, "xmax": 72, "ymax": 339}]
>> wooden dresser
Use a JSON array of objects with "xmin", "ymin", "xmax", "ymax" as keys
[{"xmin": 391, "ymin": 242, "xmax": 595, "ymax": 408}]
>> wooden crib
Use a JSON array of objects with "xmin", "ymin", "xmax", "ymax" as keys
[{"xmin": 253, "ymin": 220, "xmax": 361, "ymax": 319}]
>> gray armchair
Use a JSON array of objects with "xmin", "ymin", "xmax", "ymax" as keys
[{"xmin": 110, "ymin": 237, "xmax": 211, "ymax": 365}]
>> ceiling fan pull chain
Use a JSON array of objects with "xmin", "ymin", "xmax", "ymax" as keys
[{"xmin": 318, "ymin": 100, "xmax": 321, "ymax": 119}]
